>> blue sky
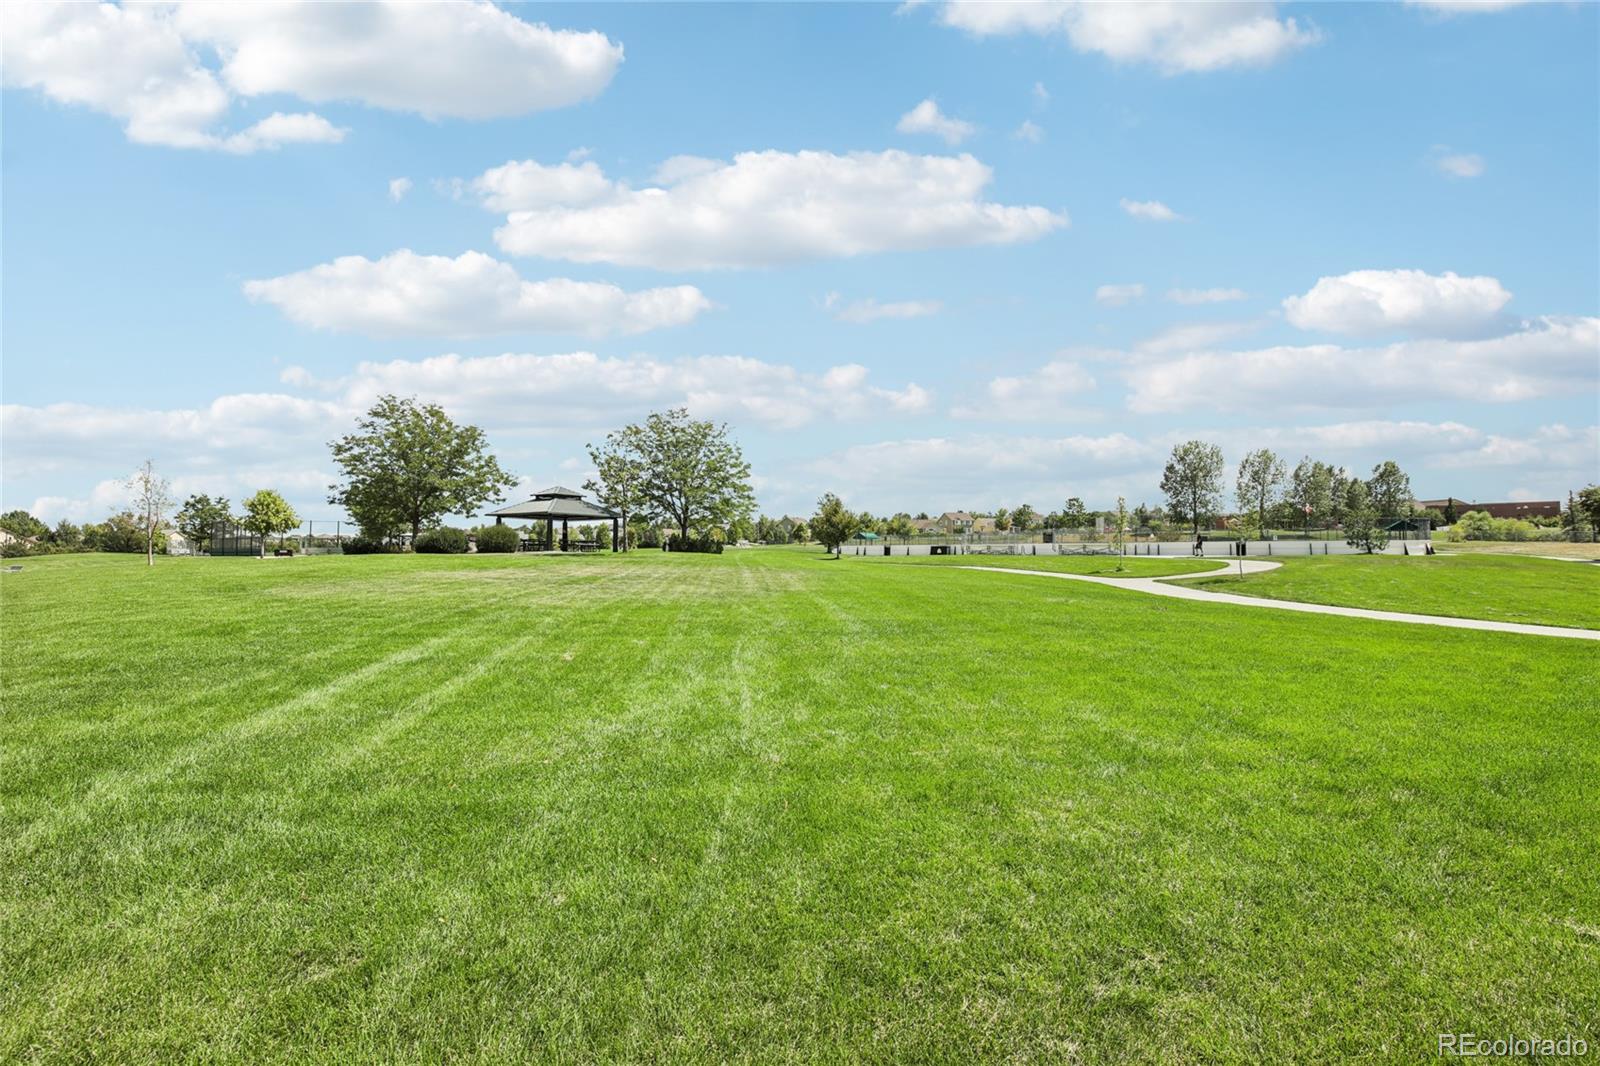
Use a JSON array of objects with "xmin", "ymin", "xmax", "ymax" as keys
[{"xmin": 3, "ymin": 0, "xmax": 1597, "ymax": 525}]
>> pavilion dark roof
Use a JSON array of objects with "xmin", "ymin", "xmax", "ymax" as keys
[{"xmin": 487, "ymin": 485, "xmax": 617, "ymax": 521}]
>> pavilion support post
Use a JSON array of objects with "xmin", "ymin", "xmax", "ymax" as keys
[
  {"xmin": 496, "ymin": 516, "xmax": 503, "ymax": 526},
  {"xmin": 546, "ymin": 518, "xmax": 553, "ymax": 551},
  {"xmin": 612, "ymin": 518, "xmax": 619, "ymax": 552},
  {"xmin": 561, "ymin": 519, "xmax": 569, "ymax": 552}
]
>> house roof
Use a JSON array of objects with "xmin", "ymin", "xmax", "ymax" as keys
[
  {"xmin": 941, "ymin": 511, "xmax": 973, "ymax": 522},
  {"xmin": 531, "ymin": 485, "xmax": 584, "ymax": 499}
]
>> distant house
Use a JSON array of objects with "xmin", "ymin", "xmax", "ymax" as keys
[
  {"xmin": 909, "ymin": 518, "xmax": 939, "ymax": 535},
  {"xmin": 938, "ymin": 511, "xmax": 974, "ymax": 533},
  {"xmin": 970, "ymin": 516, "xmax": 997, "ymax": 534},
  {"xmin": 1420, "ymin": 498, "xmax": 1560, "ymax": 521}
]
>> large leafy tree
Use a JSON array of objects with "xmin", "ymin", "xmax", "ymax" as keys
[
  {"xmin": 1059, "ymin": 497, "xmax": 1089, "ymax": 529},
  {"xmin": 1236, "ymin": 448, "xmax": 1287, "ymax": 535},
  {"xmin": 51, "ymin": 520, "xmax": 83, "ymax": 550},
  {"xmin": 241, "ymin": 490, "xmax": 300, "ymax": 557},
  {"xmin": 1160, "ymin": 440, "xmax": 1225, "ymax": 537},
  {"xmin": 1569, "ymin": 485, "xmax": 1600, "ymax": 541},
  {"xmin": 0, "ymin": 510, "xmax": 49, "ymax": 540},
  {"xmin": 810, "ymin": 493, "xmax": 860, "ymax": 557},
  {"xmin": 1327, "ymin": 466, "xmax": 1352, "ymax": 525},
  {"xmin": 1342, "ymin": 480, "xmax": 1389, "ymax": 554},
  {"xmin": 628, "ymin": 408, "xmax": 755, "ymax": 543},
  {"xmin": 128, "ymin": 459, "xmax": 172, "ymax": 567},
  {"xmin": 87, "ymin": 512, "xmax": 155, "ymax": 553},
  {"xmin": 585, "ymin": 427, "xmax": 646, "ymax": 552},
  {"xmin": 175, "ymin": 494, "xmax": 232, "ymax": 553},
  {"xmin": 1289, "ymin": 457, "xmax": 1335, "ymax": 528},
  {"xmin": 1011, "ymin": 504, "xmax": 1039, "ymax": 532},
  {"xmin": 328, "ymin": 395, "xmax": 516, "ymax": 543},
  {"xmin": 1366, "ymin": 460, "xmax": 1413, "ymax": 518}
]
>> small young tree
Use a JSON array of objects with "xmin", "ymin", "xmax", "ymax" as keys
[
  {"xmin": 790, "ymin": 521, "xmax": 809, "ymax": 544},
  {"xmin": 1236, "ymin": 448, "xmax": 1287, "ymax": 535},
  {"xmin": 993, "ymin": 507, "xmax": 1011, "ymax": 532},
  {"xmin": 128, "ymin": 459, "xmax": 173, "ymax": 567},
  {"xmin": 174, "ymin": 493, "xmax": 232, "ymax": 553},
  {"xmin": 1012, "ymin": 503, "xmax": 1038, "ymax": 532},
  {"xmin": 1161, "ymin": 440, "xmax": 1225, "ymax": 537},
  {"xmin": 810, "ymin": 493, "xmax": 860, "ymax": 557},
  {"xmin": 1112, "ymin": 496, "xmax": 1129, "ymax": 571},
  {"xmin": 241, "ymin": 490, "xmax": 300, "ymax": 558},
  {"xmin": 1342, "ymin": 480, "xmax": 1389, "ymax": 554}
]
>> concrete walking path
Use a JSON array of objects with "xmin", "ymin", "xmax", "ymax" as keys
[{"xmin": 960, "ymin": 560, "xmax": 1600, "ymax": 641}]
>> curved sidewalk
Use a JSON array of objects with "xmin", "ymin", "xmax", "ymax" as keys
[{"xmin": 959, "ymin": 560, "xmax": 1600, "ymax": 641}]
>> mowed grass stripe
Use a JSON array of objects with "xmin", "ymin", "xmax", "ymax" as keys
[
  {"xmin": 1186, "ymin": 552, "xmax": 1600, "ymax": 630},
  {"xmin": 2, "ymin": 549, "xmax": 1596, "ymax": 1062}
]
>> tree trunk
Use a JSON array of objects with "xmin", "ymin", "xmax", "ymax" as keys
[{"xmin": 147, "ymin": 528, "xmax": 154, "ymax": 567}]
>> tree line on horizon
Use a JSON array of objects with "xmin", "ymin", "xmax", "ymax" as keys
[{"xmin": 5, "ymin": 426, "xmax": 1597, "ymax": 559}]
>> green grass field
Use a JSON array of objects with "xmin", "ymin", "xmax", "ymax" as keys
[
  {"xmin": 4, "ymin": 549, "xmax": 1597, "ymax": 1063},
  {"xmin": 1187, "ymin": 553, "xmax": 1600, "ymax": 630},
  {"xmin": 1431, "ymin": 539, "xmax": 1600, "ymax": 561},
  {"xmin": 858, "ymin": 551, "xmax": 1218, "ymax": 578}
]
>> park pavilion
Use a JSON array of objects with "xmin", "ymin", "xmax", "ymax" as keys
[{"xmin": 486, "ymin": 485, "xmax": 620, "ymax": 551}]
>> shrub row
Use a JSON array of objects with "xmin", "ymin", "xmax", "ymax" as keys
[
  {"xmin": 414, "ymin": 527, "xmax": 470, "ymax": 554},
  {"xmin": 664, "ymin": 533, "xmax": 723, "ymax": 554},
  {"xmin": 474, "ymin": 524, "xmax": 519, "ymax": 553},
  {"xmin": 343, "ymin": 536, "xmax": 405, "ymax": 555}
]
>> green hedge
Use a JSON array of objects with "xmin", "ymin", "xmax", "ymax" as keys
[
  {"xmin": 415, "ymin": 527, "xmax": 469, "ymax": 554},
  {"xmin": 474, "ymin": 525, "xmax": 519, "ymax": 553},
  {"xmin": 344, "ymin": 536, "xmax": 403, "ymax": 555},
  {"xmin": 665, "ymin": 533, "xmax": 723, "ymax": 554}
]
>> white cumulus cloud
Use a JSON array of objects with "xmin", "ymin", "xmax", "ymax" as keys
[
  {"xmin": 388, "ymin": 177, "xmax": 413, "ymax": 202},
  {"xmin": 951, "ymin": 360, "xmax": 1099, "ymax": 421},
  {"xmin": 1120, "ymin": 197, "xmax": 1182, "ymax": 222},
  {"xmin": 1, "ymin": 1, "xmax": 621, "ymax": 151},
  {"xmin": 1433, "ymin": 150, "xmax": 1485, "ymax": 178},
  {"xmin": 471, "ymin": 158, "xmax": 615, "ymax": 211},
  {"xmin": 1283, "ymin": 268, "xmax": 1513, "ymax": 337},
  {"xmin": 896, "ymin": 98, "xmax": 977, "ymax": 145},
  {"xmin": 1124, "ymin": 316, "xmax": 1599, "ymax": 413},
  {"xmin": 935, "ymin": 1, "xmax": 1318, "ymax": 74},
  {"xmin": 243, "ymin": 250, "xmax": 713, "ymax": 338},
  {"xmin": 1406, "ymin": 1, "xmax": 1536, "ymax": 13},
  {"xmin": 824, "ymin": 293, "xmax": 943, "ymax": 324},
  {"xmin": 482, "ymin": 149, "xmax": 1066, "ymax": 270}
]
